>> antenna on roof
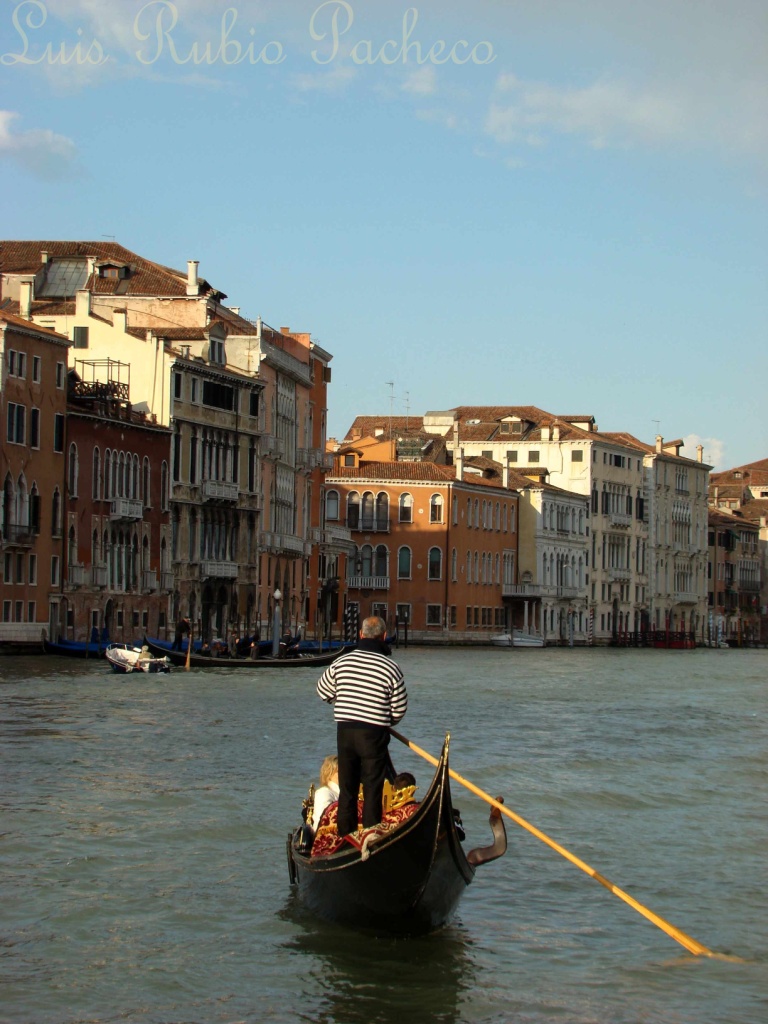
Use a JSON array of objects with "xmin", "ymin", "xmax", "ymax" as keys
[{"xmin": 652, "ymin": 419, "xmax": 660, "ymax": 435}]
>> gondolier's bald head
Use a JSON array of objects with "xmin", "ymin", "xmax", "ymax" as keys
[{"xmin": 361, "ymin": 616, "xmax": 386, "ymax": 638}]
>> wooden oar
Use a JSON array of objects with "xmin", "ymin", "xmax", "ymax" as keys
[
  {"xmin": 185, "ymin": 626, "xmax": 192, "ymax": 672},
  {"xmin": 391, "ymin": 728, "xmax": 727, "ymax": 959}
]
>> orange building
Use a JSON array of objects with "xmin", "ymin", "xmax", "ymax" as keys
[
  {"xmin": 324, "ymin": 454, "xmax": 520, "ymax": 642},
  {"xmin": 1, "ymin": 312, "xmax": 69, "ymax": 646}
]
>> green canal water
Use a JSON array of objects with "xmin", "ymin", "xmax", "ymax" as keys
[{"xmin": 1, "ymin": 647, "xmax": 765, "ymax": 1023}]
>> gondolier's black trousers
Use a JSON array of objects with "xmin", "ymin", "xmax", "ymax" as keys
[{"xmin": 336, "ymin": 723, "xmax": 395, "ymax": 836}]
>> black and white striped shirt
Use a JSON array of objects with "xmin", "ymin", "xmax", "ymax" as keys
[{"xmin": 317, "ymin": 647, "xmax": 407, "ymax": 727}]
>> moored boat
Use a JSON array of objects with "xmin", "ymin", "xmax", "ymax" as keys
[
  {"xmin": 287, "ymin": 734, "xmax": 507, "ymax": 934},
  {"xmin": 491, "ymin": 630, "xmax": 545, "ymax": 648},
  {"xmin": 106, "ymin": 643, "xmax": 171, "ymax": 674},
  {"xmin": 143, "ymin": 637, "xmax": 343, "ymax": 669},
  {"xmin": 43, "ymin": 637, "xmax": 107, "ymax": 658}
]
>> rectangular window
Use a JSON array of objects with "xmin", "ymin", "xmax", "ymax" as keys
[
  {"xmin": 426, "ymin": 604, "xmax": 442, "ymax": 626},
  {"xmin": 7, "ymin": 403, "xmax": 25, "ymax": 444},
  {"xmin": 51, "ymin": 555, "xmax": 60, "ymax": 586},
  {"xmin": 2, "ymin": 601, "xmax": 10, "ymax": 623},
  {"xmin": 29, "ymin": 554, "xmax": 37, "ymax": 585},
  {"xmin": 528, "ymin": 451, "xmax": 540, "ymax": 463},
  {"xmin": 8, "ymin": 350, "xmax": 16, "ymax": 375},
  {"xmin": 16, "ymin": 352, "xmax": 26, "ymax": 378},
  {"xmin": 73, "ymin": 326, "xmax": 89, "ymax": 348},
  {"xmin": 481, "ymin": 450, "xmax": 492, "ymax": 459},
  {"xmin": 4, "ymin": 553, "xmax": 11, "ymax": 583},
  {"xmin": 249, "ymin": 391, "xmax": 260, "ymax": 416},
  {"xmin": 174, "ymin": 373, "xmax": 182, "ymax": 399},
  {"xmin": 30, "ymin": 408, "xmax": 40, "ymax": 449},
  {"xmin": 15, "ymin": 600, "xmax": 23, "ymax": 622},
  {"xmin": 506, "ymin": 451, "xmax": 518, "ymax": 462},
  {"xmin": 27, "ymin": 601, "xmax": 36, "ymax": 622},
  {"xmin": 53, "ymin": 413, "xmax": 64, "ymax": 452},
  {"xmin": 32, "ymin": 355, "xmax": 41, "ymax": 382},
  {"xmin": 56, "ymin": 362, "xmax": 65, "ymax": 388},
  {"xmin": 572, "ymin": 450, "xmax": 583, "ymax": 462},
  {"xmin": 395, "ymin": 603, "xmax": 411, "ymax": 624},
  {"xmin": 466, "ymin": 605, "xmax": 472, "ymax": 627},
  {"xmin": 117, "ymin": 609, "xmax": 124, "ymax": 628},
  {"xmin": 16, "ymin": 553, "xmax": 24, "ymax": 582},
  {"xmin": 191, "ymin": 378, "xmax": 198, "ymax": 403},
  {"xmin": 202, "ymin": 380, "xmax": 234, "ymax": 411}
]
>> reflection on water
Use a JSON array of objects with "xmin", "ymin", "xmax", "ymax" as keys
[{"xmin": 280, "ymin": 896, "xmax": 475, "ymax": 1024}]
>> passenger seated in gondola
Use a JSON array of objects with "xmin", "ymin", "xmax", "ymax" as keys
[
  {"xmin": 311, "ymin": 755, "xmax": 340, "ymax": 831},
  {"xmin": 381, "ymin": 772, "xmax": 417, "ymax": 813}
]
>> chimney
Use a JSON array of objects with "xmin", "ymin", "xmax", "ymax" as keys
[
  {"xmin": 696, "ymin": 444, "xmax": 703, "ymax": 463},
  {"xmin": 541, "ymin": 425, "xmax": 550, "ymax": 442},
  {"xmin": 553, "ymin": 424, "xmax": 560, "ymax": 442},
  {"xmin": 113, "ymin": 308, "xmax": 127, "ymax": 333},
  {"xmin": 40, "ymin": 251, "xmax": 49, "ymax": 264},
  {"xmin": 455, "ymin": 447, "xmax": 464, "ymax": 481},
  {"xmin": 502, "ymin": 460, "xmax": 509, "ymax": 488},
  {"xmin": 19, "ymin": 277, "xmax": 33, "ymax": 319},
  {"xmin": 655, "ymin": 434, "xmax": 663, "ymax": 453},
  {"xmin": 76, "ymin": 289, "xmax": 91, "ymax": 318},
  {"xmin": 187, "ymin": 260, "xmax": 199, "ymax": 296}
]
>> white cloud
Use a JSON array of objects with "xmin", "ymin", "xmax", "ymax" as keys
[
  {"xmin": 401, "ymin": 66, "xmax": 437, "ymax": 97},
  {"xmin": 683, "ymin": 434, "xmax": 726, "ymax": 471},
  {"xmin": 0, "ymin": 111, "xmax": 79, "ymax": 179}
]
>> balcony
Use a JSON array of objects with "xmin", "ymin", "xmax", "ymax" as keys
[
  {"xmin": 200, "ymin": 560, "xmax": 238, "ymax": 579},
  {"xmin": 201, "ymin": 479, "xmax": 239, "ymax": 502},
  {"xmin": 160, "ymin": 570, "xmax": 174, "ymax": 591},
  {"xmin": 110, "ymin": 498, "xmax": 143, "ymax": 521},
  {"xmin": 609, "ymin": 567, "xmax": 631, "ymax": 582},
  {"xmin": 347, "ymin": 575, "xmax": 390, "ymax": 590},
  {"xmin": 556, "ymin": 586, "xmax": 581, "ymax": 599},
  {"xmin": 2, "ymin": 524, "xmax": 35, "ymax": 548},
  {"xmin": 261, "ymin": 531, "xmax": 307, "ymax": 556},
  {"xmin": 261, "ymin": 435, "xmax": 285, "ymax": 460},
  {"xmin": 608, "ymin": 512, "xmax": 632, "ymax": 528},
  {"xmin": 502, "ymin": 583, "xmax": 543, "ymax": 597},
  {"xmin": 141, "ymin": 569, "xmax": 158, "ymax": 592},
  {"xmin": 347, "ymin": 517, "xmax": 390, "ymax": 534},
  {"xmin": 67, "ymin": 563, "xmax": 85, "ymax": 587},
  {"xmin": 674, "ymin": 591, "xmax": 699, "ymax": 605},
  {"xmin": 91, "ymin": 563, "xmax": 107, "ymax": 587}
]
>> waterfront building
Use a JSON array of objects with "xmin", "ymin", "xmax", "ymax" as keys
[
  {"xmin": 0, "ymin": 312, "xmax": 68, "ymax": 645},
  {"xmin": 707, "ymin": 508, "xmax": 761, "ymax": 644},
  {"xmin": 62, "ymin": 357, "xmax": 172, "ymax": 644},
  {"xmin": 325, "ymin": 441, "xmax": 519, "ymax": 642},
  {"xmin": 0, "ymin": 242, "xmax": 338, "ymax": 642}
]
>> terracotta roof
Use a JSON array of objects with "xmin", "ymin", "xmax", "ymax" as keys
[
  {"xmin": 344, "ymin": 416, "xmax": 421, "ymax": 441},
  {"xmin": 2, "ymin": 298, "xmax": 76, "ymax": 316},
  {"xmin": 0, "ymin": 240, "xmax": 225, "ymax": 300},
  {"xmin": 711, "ymin": 459, "xmax": 768, "ymax": 486}
]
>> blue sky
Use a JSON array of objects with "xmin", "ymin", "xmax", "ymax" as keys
[{"xmin": 1, "ymin": 0, "xmax": 766, "ymax": 469}]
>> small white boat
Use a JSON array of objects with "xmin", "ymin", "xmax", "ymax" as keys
[
  {"xmin": 490, "ymin": 631, "xmax": 545, "ymax": 648},
  {"xmin": 106, "ymin": 643, "xmax": 171, "ymax": 674}
]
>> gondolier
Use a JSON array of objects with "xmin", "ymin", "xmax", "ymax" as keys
[{"xmin": 316, "ymin": 615, "xmax": 407, "ymax": 837}]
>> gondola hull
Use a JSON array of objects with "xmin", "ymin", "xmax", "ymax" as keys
[
  {"xmin": 288, "ymin": 737, "xmax": 496, "ymax": 934},
  {"xmin": 143, "ymin": 637, "xmax": 343, "ymax": 669}
]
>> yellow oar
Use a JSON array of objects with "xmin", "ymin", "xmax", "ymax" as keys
[{"xmin": 391, "ymin": 729, "xmax": 730, "ymax": 959}]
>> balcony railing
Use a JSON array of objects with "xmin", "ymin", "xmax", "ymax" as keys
[
  {"xmin": 609, "ymin": 567, "xmax": 631, "ymax": 582},
  {"xmin": 502, "ymin": 583, "xmax": 543, "ymax": 597},
  {"xmin": 91, "ymin": 563, "xmax": 108, "ymax": 587},
  {"xmin": 67, "ymin": 563, "xmax": 85, "ymax": 587},
  {"xmin": 141, "ymin": 569, "xmax": 158, "ymax": 592},
  {"xmin": 160, "ymin": 570, "xmax": 174, "ymax": 591},
  {"xmin": 608, "ymin": 512, "xmax": 632, "ymax": 528},
  {"xmin": 110, "ymin": 498, "xmax": 143, "ymax": 521},
  {"xmin": 200, "ymin": 560, "xmax": 238, "ymax": 579},
  {"xmin": 201, "ymin": 479, "xmax": 239, "ymax": 502},
  {"xmin": 261, "ymin": 435, "xmax": 285, "ymax": 460},
  {"xmin": 674, "ymin": 591, "xmax": 699, "ymax": 604},
  {"xmin": 1, "ymin": 524, "xmax": 35, "ymax": 547},
  {"xmin": 261, "ymin": 532, "xmax": 307, "ymax": 556},
  {"xmin": 347, "ymin": 575, "xmax": 390, "ymax": 590},
  {"xmin": 347, "ymin": 517, "xmax": 390, "ymax": 533}
]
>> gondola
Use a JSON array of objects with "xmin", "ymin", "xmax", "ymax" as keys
[
  {"xmin": 143, "ymin": 637, "xmax": 343, "ymax": 669},
  {"xmin": 286, "ymin": 734, "xmax": 507, "ymax": 934},
  {"xmin": 42, "ymin": 638, "xmax": 107, "ymax": 658}
]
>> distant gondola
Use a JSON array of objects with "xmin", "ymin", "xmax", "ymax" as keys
[
  {"xmin": 143, "ymin": 637, "xmax": 343, "ymax": 669},
  {"xmin": 287, "ymin": 734, "xmax": 507, "ymax": 934},
  {"xmin": 42, "ymin": 638, "xmax": 107, "ymax": 658}
]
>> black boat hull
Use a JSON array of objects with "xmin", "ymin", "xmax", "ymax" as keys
[
  {"xmin": 143, "ymin": 637, "xmax": 342, "ymax": 669},
  {"xmin": 288, "ymin": 737, "xmax": 480, "ymax": 934}
]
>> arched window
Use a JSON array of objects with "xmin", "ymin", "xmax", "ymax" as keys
[
  {"xmin": 473, "ymin": 499, "xmax": 479, "ymax": 527},
  {"xmin": 430, "ymin": 493, "xmax": 443, "ymax": 524},
  {"xmin": 132, "ymin": 454, "xmax": 140, "ymax": 499},
  {"xmin": 374, "ymin": 544, "xmax": 388, "ymax": 576},
  {"xmin": 68, "ymin": 525, "xmax": 77, "ymax": 567},
  {"xmin": 142, "ymin": 457, "xmax": 151, "ymax": 506},
  {"xmin": 361, "ymin": 491, "xmax": 374, "ymax": 530},
  {"xmin": 347, "ymin": 491, "xmax": 360, "ymax": 529},
  {"xmin": 325, "ymin": 489, "xmax": 340, "ymax": 521},
  {"xmin": 481, "ymin": 500, "xmax": 487, "ymax": 528},
  {"xmin": 92, "ymin": 448, "xmax": 101, "ymax": 500},
  {"xmin": 51, "ymin": 488, "xmax": 62, "ymax": 537},
  {"xmin": 466, "ymin": 550, "xmax": 472, "ymax": 582},
  {"xmin": 360, "ymin": 544, "xmax": 373, "ymax": 577},
  {"xmin": 428, "ymin": 546, "xmax": 442, "ymax": 580},
  {"xmin": 375, "ymin": 492, "xmax": 389, "ymax": 530},
  {"xmin": 68, "ymin": 443, "xmax": 78, "ymax": 497},
  {"xmin": 398, "ymin": 546, "xmax": 412, "ymax": 579},
  {"xmin": 103, "ymin": 449, "xmax": 111, "ymax": 500},
  {"xmin": 451, "ymin": 547, "xmax": 457, "ymax": 581},
  {"xmin": 399, "ymin": 492, "xmax": 413, "ymax": 523},
  {"xmin": 161, "ymin": 461, "xmax": 169, "ymax": 511}
]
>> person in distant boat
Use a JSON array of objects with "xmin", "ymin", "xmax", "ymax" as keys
[
  {"xmin": 316, "ymin": 615, "xmax": 408, "ymax": 837},
  {"xmin": 279, "ymin": 629, "xmax": 300, "ymax": 658},
  {"xmin": 172, "ymin": 616, "xmax": 191, "ymax": 651},
  {"xmin": 311, "ymin": 754, "xmax": 340, "ymax": 831}
]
